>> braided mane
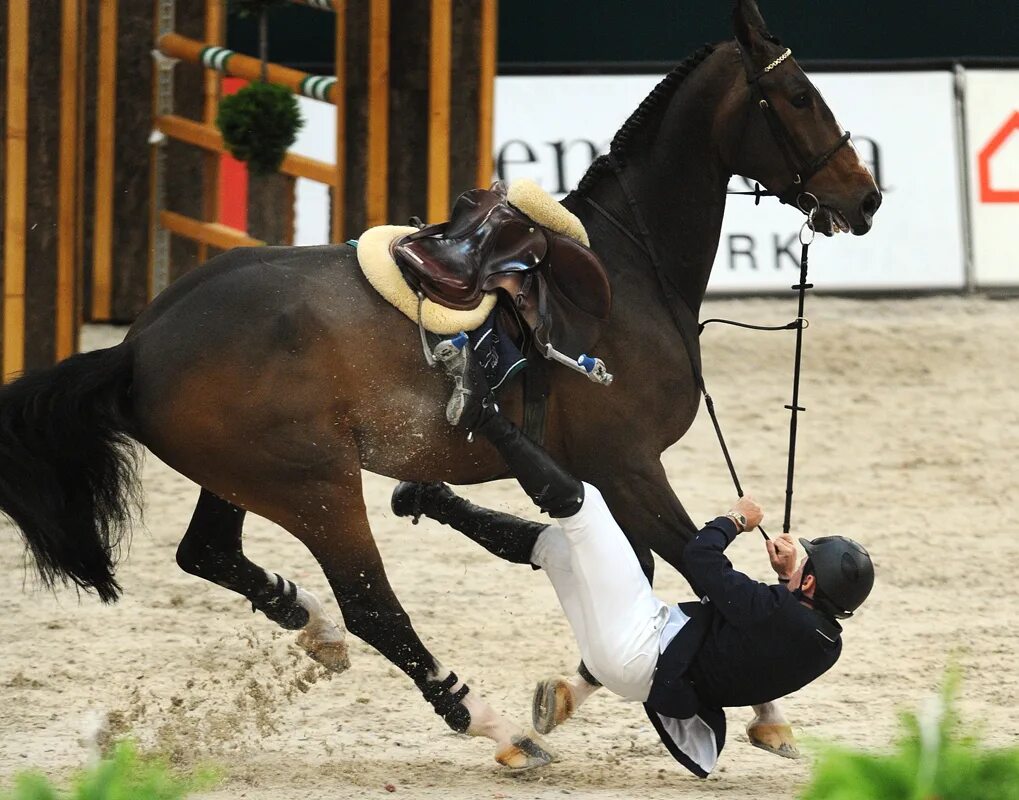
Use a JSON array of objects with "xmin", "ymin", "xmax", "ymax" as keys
[{"xmin": 572, "ymin": 44, "xmax": 717, "ymax": 197}]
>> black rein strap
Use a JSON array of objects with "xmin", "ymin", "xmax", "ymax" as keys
[{"xmin": 781, "ymin": 228, "xmax": 812, "ymax": 534}]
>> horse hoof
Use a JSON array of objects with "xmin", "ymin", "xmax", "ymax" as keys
[
  {"xmin": 495, "ymin": 731, "xmax": 557, "ymax": 771},
  {"xmin": 531, "ymin": 678, "xmax": 575, "ymax": 735},
  {"xmin": 747, "ymin": 721, "xmax": 801, "ymax": 759},
  {"xmin": 297, "ymin": 631, "xmax": 351, "ymax": 674}
]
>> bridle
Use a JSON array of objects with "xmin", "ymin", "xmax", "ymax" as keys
[{"xmin": 737, "ymin": 45, "xmax": 852, "ymax": 208}]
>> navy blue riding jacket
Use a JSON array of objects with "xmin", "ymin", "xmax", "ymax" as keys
[{"xmin": 643, "ymin": 517, "xmax": 842, "ymax": 777}]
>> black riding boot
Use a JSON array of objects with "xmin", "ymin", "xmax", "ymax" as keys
[
  {"xmin": 436, "ymin": 337, "xmax": 583, "ymax": 519},
  {"xmin": 392, "ymin": 482, "xmax": 548, "ymax": 565},
  {"xmin": 475, "ymin": 413, "xmax": 585, "ymax": 519}
]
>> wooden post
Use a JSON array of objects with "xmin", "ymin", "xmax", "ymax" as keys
[
  {"xmin": 75, "ymin": 1, "xmax": 87, "ymax": 344},
  {"xmin": 342, "ymin": 0, "xmax": 369, "ymax": 238},
  {"xmin": 386, "ymin": 0, "xmax": 428, "ymax": 226},
  {"xmin": 91, "ymin": 0, "xmax": 154, "ymax": 321},
  {"xmin": 366, "ymin": 0, "xmax": 390, "ymax": 227},
  {"xmin": 427, "ymin": 0, "xmax": 452, "ymax": 223},
  {"xmin": 477, "ymin": 0, "xmax": 497, "ymax": 188},
  {"xmin": 165, "ymin": 0, "xmax": 210, "ymax": 285},
  {"xmin": 331, "ymin": 0, "xmax": 346, "ymax": 242},
  {"xmin": 58, "ymin": 0, "xmax": 83, "ymax": 360},
  {"xmin": 201, "ymin": 0, "xmax": 224, "ymax": 261},
  {"xmin": 0, "ymin": 4, "xmax": 6, "ymax": 371},
  {"xmin": 3, "ymin": 2, "xmax": 28, "ymax": 380},
  {"xmin": 105, "ymin": 0, "xmax": 157, "ymax": 320},
  {"xmin": 23, "ymin": 3, "xmax": 65, "ymax": 372},
  {"xmin": 447, "ymin": 0, "xmax": 492, "ymax": 208},
  {"xmin": 91, "ymin": 0, "xmax": 117, "ymax": 322}
]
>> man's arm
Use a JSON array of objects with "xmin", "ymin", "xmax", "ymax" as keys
[{"xmin": 680, "ymin": 497, "xmax": 786, "ymax": 625}]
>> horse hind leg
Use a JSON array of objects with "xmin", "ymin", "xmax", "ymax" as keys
[
  {"xmin": 175, "ymin": 488, "xmax": 350, "ymax": 673},
  {"xmin": 279, "ymin": 471, "xmax": 554, "ymax": 770}
]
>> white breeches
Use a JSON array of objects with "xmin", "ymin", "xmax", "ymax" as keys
[{"xmin": 530, "ymin": 483, "xmax": 681, "ymax": 702}]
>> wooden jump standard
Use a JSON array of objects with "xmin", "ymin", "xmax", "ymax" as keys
[
  {"xmin": 150, "ymin": 0, "xmax": 350, "ymax": 295},
  {"xmin": 152, "ymin": 0, "xmax": 497, "ymax": 303}
]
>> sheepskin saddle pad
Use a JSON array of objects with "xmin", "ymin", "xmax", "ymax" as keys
[{"xmin": 355, "ymin": 178, "xmax": 608, "ymax": 336}]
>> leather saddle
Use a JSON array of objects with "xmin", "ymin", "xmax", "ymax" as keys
[{"xmin": 391, "ymin": 183, "xmax": 612, "ymax": 366}]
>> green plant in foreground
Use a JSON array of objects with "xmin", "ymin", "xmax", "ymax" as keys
[
  {"xmin": 2, "ymin": 741, "xmax": 216, "ymax": 800},
  {"xmin": 801, "ymin": 674, "xmax": 1019, "ymax": 800}
]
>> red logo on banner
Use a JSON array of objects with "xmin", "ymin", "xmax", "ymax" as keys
[{"xmin": 979, "ymin": 111, "xmax": 1019, "ymax": 203}]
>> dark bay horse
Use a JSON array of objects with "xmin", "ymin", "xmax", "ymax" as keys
[{"xmin": 2, "ymin": 0, "xmax": 879, "ymax": 770}]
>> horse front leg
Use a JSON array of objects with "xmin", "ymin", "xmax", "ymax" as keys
[
  {"xmin": 276, "ymin": 471, "xmax": 554, "ymax": 771},
  {"xmin": 747, "ymin": 703, "xmax": 800, "ymax": 758}
]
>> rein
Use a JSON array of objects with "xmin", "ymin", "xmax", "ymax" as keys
[{"xmin": 700, "ymin": 206, "xmax": 818, "ymax": 537}]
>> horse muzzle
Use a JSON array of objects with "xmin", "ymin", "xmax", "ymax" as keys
[{"xmin": 852, "ymin": 189, "xmax": 883, "ymax": 235}]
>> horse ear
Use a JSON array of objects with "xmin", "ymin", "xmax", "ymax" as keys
[{"xmin": 733, "ymin": 0, "xmax": 771, "ymax": 52}]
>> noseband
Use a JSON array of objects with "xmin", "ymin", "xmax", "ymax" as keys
[{"xmin": 740, "ymin": 46, "xmax": 852, "ymax": 207}]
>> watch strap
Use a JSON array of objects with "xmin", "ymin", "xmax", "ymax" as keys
[{"xmin": 725, "ymin": 511, "xmax": 748, "ymax": 532}]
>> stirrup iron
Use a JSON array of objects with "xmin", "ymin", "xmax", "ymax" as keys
[
  {"xmin": 432, "ymin": 332, "xmax": 493, "ymax": 427},
  {"xmin": 432, "ymin": 331, "xmax": 470, "ymax": 365},
  {"xmin": 542, "ymin": 342, "xmax": 613, "ymax": 386}
]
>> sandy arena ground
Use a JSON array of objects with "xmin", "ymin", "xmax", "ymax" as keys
[{"xmin": 2, "ymin": 294, "xmax": 1018, "ymax": 799}]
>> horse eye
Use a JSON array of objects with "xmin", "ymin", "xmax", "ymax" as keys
[{"xmin": 791, "ymin": 92, "xmax": 813, "ymax": 109}]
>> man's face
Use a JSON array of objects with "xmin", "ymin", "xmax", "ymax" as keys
[{"xmin": 788, "ymin": 556, "xmax": 814, "ymax": 595}]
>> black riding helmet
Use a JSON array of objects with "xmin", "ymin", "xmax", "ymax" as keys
[{"xmin": 798, "ymin": 536, "xmax": 874, "ymax": 619}]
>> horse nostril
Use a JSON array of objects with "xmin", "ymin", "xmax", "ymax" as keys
[{"xmin": 861, "ymin": 190, "xmax": 882, "ymax": 217}]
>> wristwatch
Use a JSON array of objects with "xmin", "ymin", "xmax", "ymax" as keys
[{"xmin": 725, "ymin": 511, "xmax": 748, "ymax": 532}]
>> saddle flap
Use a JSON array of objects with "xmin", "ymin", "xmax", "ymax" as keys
[
  {"xmin": 544, "ymin": 233, "xmax": 612, "ymax": 322},
  {"xmin": 501, "ymin": 232, "xmax": 611, "ymax": 362}
]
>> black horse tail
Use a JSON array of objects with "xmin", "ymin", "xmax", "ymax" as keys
[{"xmin": 0, "ymin": 343, "xmax": 139, "ymax": 603}]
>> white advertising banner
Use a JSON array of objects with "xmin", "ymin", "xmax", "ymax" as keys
[
  {"xmin": 495, "ymin": 71, "xmax": 967, "ymax": 292},
  {"xmin": 964, "ymin": 70, "xmax": 1019, "ymax": 288}
]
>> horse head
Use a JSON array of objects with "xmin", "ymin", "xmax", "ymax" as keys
[{"xmin": 718, "ymin": 0, "xmax": 882, "ymax": 235}]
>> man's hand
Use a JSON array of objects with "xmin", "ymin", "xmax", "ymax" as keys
[
  {"xmin": 726, "ymin": 496, "xmax": 763, "ymax": 532},
  {"xmin": 766, "ymin": 533, "xmax": 798, "ymax": 580}
]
